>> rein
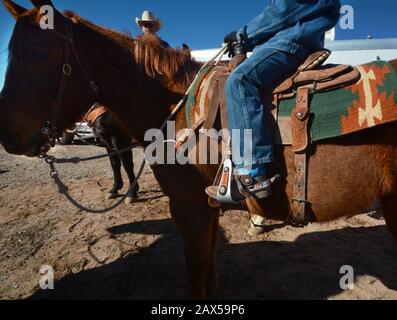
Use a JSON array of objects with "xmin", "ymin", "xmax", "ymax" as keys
[
  {"xmin": 44, "ymin": 154, "xmax": 145, "ymax": 214},
  {"xmin": 51, "ymin": 144, "xmax": 140, "ymax": 164},
  {"xmin": 40, "ymin": 16, "xmax": 229, "ymax": 213}
]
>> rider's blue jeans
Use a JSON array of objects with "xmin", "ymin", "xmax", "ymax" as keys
[{"xmin": 226, "ymin": 43, "xmax": 306, "ymax": 175}]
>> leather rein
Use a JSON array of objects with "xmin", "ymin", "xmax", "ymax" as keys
[
  {"xmin": 36, "ymin": 22, "xmax": 229, "ymax": 213},
  {"xmin": 40, "ymin": 17, "xmax": 100, "ymax": 156}
]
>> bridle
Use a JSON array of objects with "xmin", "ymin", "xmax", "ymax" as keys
[
  {"xmin": 34, "ymin": 20, "xmax": 229, "ymax": 212},
  {"xmin": 40, "ymin": 17, "xmax": 100, "ymax": 155},
  {"xmin": 38, "ymin": 16, "xmax": 228, "ymax": 158}
]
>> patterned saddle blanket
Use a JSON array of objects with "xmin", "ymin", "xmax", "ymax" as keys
[{"xmin": 185, "ymin": 60, "xmax": 397, "ymax": 145}]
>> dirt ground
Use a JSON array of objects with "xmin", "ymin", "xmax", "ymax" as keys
[{"xmin": 0, "ymin": 142, "xmax": 397, "ymax": 300}]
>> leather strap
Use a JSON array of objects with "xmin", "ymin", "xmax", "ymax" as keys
[
  {"xmin": 176, "ymin": 69, "xmax": 229, "ymax": 150},
  {"xmin": 40, "ymin": 18, "xmax": 100, "ymax": 154},
  {"xmin": 291, "ymin": 152, "xmax": 308, "ymax": 226},
  {"xmin": 271, "ymin": 94, "xmax": 279, "ymax": 121},
  {"xmin": 202, "ymin": 71, "xmax": 230, "ymax": 130},
  {"xmin": 217, "ymin": 73, "xmax": 229, "ymax": 129},
  {"xmin": 203, "ymin": 77, "xmax": 221, "ymax": 130},
  {"xmin": 291, "ymin": 87, "xmax": 310, "ymax": 152},
  {"xmin": 290, "ymin": 87, "xmax": 310, "ymax": 226},
  {"xmin": 51, "ymin": 19, "xmax": 100, "ymax": 114},
  {"xmin": 86, "ymin": 105, "xmax": 108, "ymax": 127}
]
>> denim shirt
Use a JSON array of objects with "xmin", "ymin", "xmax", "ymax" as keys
[{"xmin": 237, "ymin": 0, "xmax": 341, "ymax": 56}]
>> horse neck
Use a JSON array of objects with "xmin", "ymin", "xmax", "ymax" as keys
[{"xmin": 74, "ymin": 24, "xmax": 199, "ymax": 144}]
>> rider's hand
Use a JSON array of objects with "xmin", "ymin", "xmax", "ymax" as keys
[{"xmin": 224, "ymin": 31, "xmax": 237, "ymax": 45}]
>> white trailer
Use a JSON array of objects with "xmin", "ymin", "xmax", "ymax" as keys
[{"xmin": 191, "ymin": 38, "xmax": 397, "ymax": 66}]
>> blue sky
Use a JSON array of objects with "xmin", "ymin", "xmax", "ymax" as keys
[{"xmin": 1, "ymin": 0, "xmax": 397, "ymax": 88}]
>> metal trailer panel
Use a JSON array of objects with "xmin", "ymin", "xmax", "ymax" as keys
[{"xmin": 191, "ymin": 38, "xmax": 397, "ymax": 66}]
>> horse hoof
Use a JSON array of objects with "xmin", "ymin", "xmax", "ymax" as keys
[
  {"xmin": 125, "ymin": 196, "xmax": 138, "ymax": 205},
  {"xmin": 105, "ymin": 192, "xmax": 118, "ymax": 200},
  {"xmin": 247, "ymin": 215, "xmax": 266, "ymax": 236}
]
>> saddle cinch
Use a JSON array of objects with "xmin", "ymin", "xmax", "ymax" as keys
[{"xmin": 182, "ymin": 50, "xmax": 361, "ymax": 226}]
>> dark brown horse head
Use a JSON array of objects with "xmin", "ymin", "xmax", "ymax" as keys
[
  {"xmin": 1, "ymin": 0, "xmax": 201, "ymax": 156},
  {"xmin": 0, "ymin": 0, "xmax": 97, "ymax": 156}
]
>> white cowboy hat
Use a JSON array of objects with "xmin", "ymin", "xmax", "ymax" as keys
[{"xmin": 135, "ymin": 11, "xmax": 162, "ymax": 31}]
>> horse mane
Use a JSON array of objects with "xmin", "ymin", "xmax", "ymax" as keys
[
  {"xmin": 63, "ymin": 11, "xmax": 201, "ymax": 89},
  {"xmin": 63, "ymin": 11, "xmax": 134, "ymax": 47},
  {"xmin": 12, "ymin": 9, "xmax": 200, "ymax": 90}
]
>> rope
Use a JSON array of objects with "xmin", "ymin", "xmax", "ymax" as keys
[{"xmin": 46, "ymin": 154, "xmax": 146, "ymax": 214}]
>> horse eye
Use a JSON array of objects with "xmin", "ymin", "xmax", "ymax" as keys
[{"xmin": 32, "ymin": 51, "xmax": 48, "ymax": 63}]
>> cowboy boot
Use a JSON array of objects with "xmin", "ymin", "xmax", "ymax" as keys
[{"xmin": 205, "ymin": 171, "xmax": 280, "ymax": 204}]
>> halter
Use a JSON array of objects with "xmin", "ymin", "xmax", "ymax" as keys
[
  {"xmin": 38, "ymin": 32, "xmax": 229, "ymax": 213},
  {"xmin": 40, "ymin": 17, "xmax": 100, "ymax": 155}
]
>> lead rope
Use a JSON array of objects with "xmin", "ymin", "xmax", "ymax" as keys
[{"xmin": 44, "ymin": 45, "xmax": 230, "ymax": 213}]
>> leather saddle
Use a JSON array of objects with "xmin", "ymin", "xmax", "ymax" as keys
[
  {"xmin": 86, "ymin": 104, "xmax": 108, "ymax": 127},
  {"xmin": 181, "ymin": 50, "xmax": 361, "ymax": 225},
  {"xmin": 201, "ymin": 49, "xmax": 360, "ymax": 135},
  {"xmin": 273, "ymin": 50, "xmax": 360, "ymax": 96}
]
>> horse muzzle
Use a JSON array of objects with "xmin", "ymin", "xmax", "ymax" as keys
[
  {"xmin": 0, "ymin": 129, "xmax": 44, "ymax": 157},
  {"xmin": 0, "ymin": 100, "xmax": 21, "ymax": 154},
  {"xmin": 0, "ymin": 134, "xmax": 24, "ymax": 155},
  {"xmin": 0, "ymin": 98, "xmax": 46, "ymax": 157}
]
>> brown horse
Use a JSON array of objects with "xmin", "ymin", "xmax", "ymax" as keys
[{"xmin": 1, "ymin": 0, "xmax": 397, "ymax": 299}]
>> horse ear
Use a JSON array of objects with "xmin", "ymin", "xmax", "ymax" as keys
[
  {"xmin": 182, "ymin": 43, "xmax": 191, "ymax": 58},
  {"xmin": 2, "ymin": 0, "xmax": 28, "ymax": 19},
  {"xmin": 30, "ymin": 0, "xmax": 54, "ymax": 8}
]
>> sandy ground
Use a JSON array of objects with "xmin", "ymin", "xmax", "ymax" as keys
[{"xmin": 0, "ymin": 142, "xmax": 397, "ymax": 300}]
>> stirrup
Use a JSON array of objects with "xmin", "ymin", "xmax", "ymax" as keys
[
  {"xmin": 206, "ymin": 159, "xmax": 241, "ymax": 204},
  {"xmin": 205, "ymin": 160, "xmax": 281, "ymax": 204}
]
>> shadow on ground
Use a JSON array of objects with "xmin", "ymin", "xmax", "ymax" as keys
[{"xmin": 29, "ymin": 219, "xmax": 397, "ymax": 300}]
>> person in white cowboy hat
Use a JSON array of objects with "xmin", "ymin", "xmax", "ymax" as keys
[{"xmin": 135, "ymin": 10, "xmax": 170, "ymax": 48}]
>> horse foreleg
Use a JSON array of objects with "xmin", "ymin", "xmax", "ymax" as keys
[
  {"xmin": 123, "ymin": 150, "xmax": 139, "ymax": 194},
  {"xmin": 95, "ymin": 122, "xmax": 124, "ymax": 199},
  {"xmin": 105, "ymin": 145, "xmax": 123, "ymax": 199},
  {"xmin": 381, "ymin": 194, "xmax": 397, "ymax": 242},
  {"xmin": 170, "ymin": 199, "xmax": 219, "ymax": 299},
  {"xmin": 120, "ymin": 149, "xmax": 139, "ymax": 204},
  {"xmin": 112, "ymin": 137, "xmax": 139, "ymax": 204}
]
